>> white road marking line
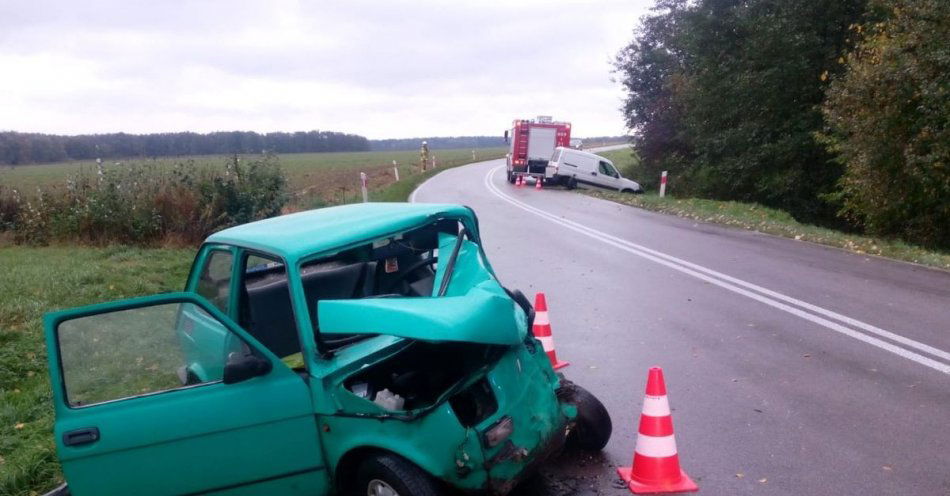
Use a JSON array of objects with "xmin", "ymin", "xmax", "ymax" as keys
[
  {"xmin": 408, "ymin": 181, "xmax": 424, "ymax": 203},
  {"xmin": 492, "ymin": 168, "xmax": 950, "ymax": 363},
  {"xmin": 483, "ymin": 166, "xmax": 950, "ymax": 375}
]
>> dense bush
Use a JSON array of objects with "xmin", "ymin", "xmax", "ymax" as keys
[
  {"xmin": 822, "ymin": 0, "xmax": 950, "ymax": 248},
  {"xmin": 10, "ymin": 155, "xmax": 288, "ymax": 245}
]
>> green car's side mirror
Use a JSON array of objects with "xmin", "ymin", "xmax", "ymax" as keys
[{"xmin": 223, "ymin": 353, "xmax": 272, "ymax": 384}]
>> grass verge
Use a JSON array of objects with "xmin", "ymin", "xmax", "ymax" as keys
[
  {"xmin": 0, "ymin": 245, "xmax": 194, "ymax": 496},
  {"xmin": 590, "ymin": 191, "xmax": 950, "ymax": 271}
]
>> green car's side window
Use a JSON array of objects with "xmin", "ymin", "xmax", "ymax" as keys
[
  {"xmin": 57, "ymin": 302, "xmax": 238, "ymax": 407},
  {"xmin": 196, "ymin": 250, "xmax": 233, "ymax": 314}
]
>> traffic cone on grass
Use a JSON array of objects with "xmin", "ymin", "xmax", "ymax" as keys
[
  {"xmin": 617, "ymin": 367, "xmax": 698, "ymax": 494},
  {"xmin": 532, "ymin": 292, "xmax": 568, "ymax": 370}
]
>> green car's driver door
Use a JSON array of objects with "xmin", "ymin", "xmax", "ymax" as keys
[{"xmin": 44, "ymin": 292, "xmax": 327, "ymax": 496}]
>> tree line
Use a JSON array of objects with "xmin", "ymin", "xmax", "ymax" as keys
[
  {"xmin": 369, "ymin": 136, "xmax": 507, "ymax": 151},
  {"xmin": 615, "ymin": 0, "xmax": 948, "ymax": 248},
  {"xmin": 0, "ymin": 130, "xmax": 370, "ymax": 165}
]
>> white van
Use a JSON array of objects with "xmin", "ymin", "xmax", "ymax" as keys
[{"xmin": 548, "ymin": 147, "xmax": 643, "ymax": 193}]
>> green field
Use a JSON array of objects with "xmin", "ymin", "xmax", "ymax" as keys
[{"xmin": 0, "ymin": 148, "xmax": 506, "ymax": 193}]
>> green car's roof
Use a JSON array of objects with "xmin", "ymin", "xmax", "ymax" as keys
[{"xmin": 207, "ymin": 202, "xmax": 474, "ymax": 261}]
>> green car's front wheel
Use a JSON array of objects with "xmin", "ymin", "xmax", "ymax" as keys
[
  {"xmin": 356, "ymin": 453, "xmax": 439, "ymax": 496},
  {"xmin": 559, "ymin": 380, "xmax": 612, "ymax": 451}
]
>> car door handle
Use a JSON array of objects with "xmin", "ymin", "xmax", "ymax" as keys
[{"xmin": 63, "ymin": 427, "xmax": 100, "ymax": 446}]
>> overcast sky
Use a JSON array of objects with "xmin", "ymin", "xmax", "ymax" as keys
[{"xmin": 0, "ymin": 0, "xmax": 652, "ymax": 139}]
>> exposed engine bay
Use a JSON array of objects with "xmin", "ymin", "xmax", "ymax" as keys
[{"xmin": 344, "ymin": 341, "xmax": 503, "ymax": 425}]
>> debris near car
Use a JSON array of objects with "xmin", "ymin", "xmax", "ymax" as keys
[{"xmin": 42, "ymin": 202, "xmax": 611, "ymax": 496}]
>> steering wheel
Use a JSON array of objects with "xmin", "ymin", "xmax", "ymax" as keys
[{"xmin": 379, "ymin": 257, "xmax": 438, "ymax": 294}]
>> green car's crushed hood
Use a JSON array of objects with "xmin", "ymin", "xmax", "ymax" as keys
[
  {"xmin": 318, "ymin": 283, "xmax": 526, "ymax": 346},
  {"xmin": 319, "ymin": 233, "xmax": 527, "ymax": 346}
]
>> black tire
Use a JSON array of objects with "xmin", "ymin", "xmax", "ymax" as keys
[
  {"xmin": 566, "ymin": 177, "xmax": 578, "ymax": 190},
  {"xmin": 355, "ymin": 453, "xmax": 439, "ymax": 496},
  {"xmin": 507, "ymin": 171, "xmax": 515, "ymax": 184},
  {"xmin": 559, "ymin": 381, "xmax": 612, "ymax": 451}
]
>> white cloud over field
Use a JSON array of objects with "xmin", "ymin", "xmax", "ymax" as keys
[{"xmin": 0, "ymin": 0, "xmax": 651, "ymax": 138}]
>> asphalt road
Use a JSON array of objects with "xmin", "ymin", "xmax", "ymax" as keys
[{"xmin": 412, "ymin": 152, "xmax": 950, "ymax": 496}]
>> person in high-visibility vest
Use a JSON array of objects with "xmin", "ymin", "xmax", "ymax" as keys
[{"xmin": 420, "ymin": 141, "xmax": 430, "ymax": 171}]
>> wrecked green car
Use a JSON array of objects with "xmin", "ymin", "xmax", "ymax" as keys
[{"xmin": 43, "ymin": 203, "xmax": 611, "ymax": 496}]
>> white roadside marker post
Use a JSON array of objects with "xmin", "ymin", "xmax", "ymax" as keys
[
  {"xmin": 472, "ymin": 150, "xmax": 476, "ymax": 160},
  {"xmin": 392, "ymin": 160, "xmax": 399, "ymax": 181},
  {"xmin": 660, "ymin": 170, "xmax": 668, "ymax": 198},
  {"xmin": 360, "ymin": 172, "xmax": 368, "ymax": 203}
]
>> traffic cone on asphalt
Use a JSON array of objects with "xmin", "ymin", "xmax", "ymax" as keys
[
  {"xmin": 516, "ymin": 175, "xmax": 523, "ymax": 187},
  {"xmin": 617, "ymin": 367, "xmax": 698, "ymax": 494},
  {"xmin": 532, "ymin": 292, "xmax": 568, "ymax": 370},
  {"xmin": 535, "ymin": 177, "xmax": 543, "ymax": 190}
]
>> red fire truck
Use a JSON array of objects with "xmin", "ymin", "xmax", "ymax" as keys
[{"xmin": 504, "ymin": 116, "xmax": 571, "ymax": 184}]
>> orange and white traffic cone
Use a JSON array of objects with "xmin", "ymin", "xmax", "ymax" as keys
[
  {"xmin": 535, "ymin": 176, "xmax": 543, "ymax": 190},
  {"xmin": 617, "ymin": 367, "xmax": 698, "ymax": 494},
  {"xmin": 533, "ymin": 292, "xmax": 568, "ymax": 370},
  {"xmin": 516, "ymin": 175, "xmax": 523, "ymax": 187}
]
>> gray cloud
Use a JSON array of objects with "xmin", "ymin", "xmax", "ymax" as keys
[{"xmin": 0, "ymin": 0, "xmax": 651, "ymax": 138}]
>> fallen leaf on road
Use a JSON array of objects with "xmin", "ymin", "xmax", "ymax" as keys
[
  {"xmin": 803, "ymin": 354, "xmax": 811, "ymax": 358},
  {"xmin": 735, "ymin": 473, "xmax": 744, "ymax": 479},
  {"xmin": 758, "ymin": 478, "xmax": 768, "ymax": 484},
  {"xmin": 882, "ymin": 465, "xmax": 892, "ymax": 471}
]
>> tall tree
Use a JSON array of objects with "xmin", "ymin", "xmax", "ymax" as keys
[
  {"xmin": 614, "ymin": 0, "xmax": 694, "ymax": 191},
  {"xmin": 822, "ymin": 0, "xmax": 950, "ymax": 248},
  {"xmin": 615, "ymin": 0, "xmax": 866, "ymax": 223}
]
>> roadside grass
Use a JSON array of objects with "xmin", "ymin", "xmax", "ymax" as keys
[
  {"xmin": 0, "ymin": 147, "xmax": 497, "ymax": 495},
  {"xmin": 0, "ymin": 245, "xmax": 193, "ymax": 496},
  {"xmin": 590, "ymin": 190, "xmax": 950, "ymax": 271}
]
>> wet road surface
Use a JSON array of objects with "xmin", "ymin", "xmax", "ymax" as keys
[{"xmin": 413, "ymin": 152, "xmax": 950, "ymax": 496}]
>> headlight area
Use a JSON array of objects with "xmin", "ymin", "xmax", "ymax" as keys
[
  {"xmin": 450, "ymin": 378, "xmax": 499, "ymax": 428},
  {"xmin": 482, "ymin": 416, "xmax": 514, "ymax": 448}
]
